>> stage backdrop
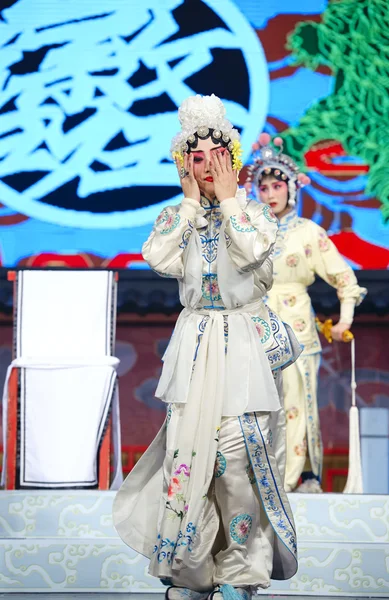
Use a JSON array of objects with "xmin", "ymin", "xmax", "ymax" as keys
[
  {"xmin": 0, "ymin": 0, "xmax": 388, "ymax": 269},
  {"xmin": 1, "ymin": 319, "xmax": 389, "ymax": 491}
]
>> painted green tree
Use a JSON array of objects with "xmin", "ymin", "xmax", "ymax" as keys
[{"xmin": 281, "ymin": 0, "xmax": 389, "ymax": 220}]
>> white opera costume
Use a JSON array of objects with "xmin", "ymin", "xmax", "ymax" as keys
[
  {"xmin": 267, "ymin": 211, "xmax": 367, "ymax": 491},
  {"xmin": 113, "ymin": 96, "xmax": 301, "ymax": 599},
  {"xmin": 247, "ymin": 134, "xmax": 367, "ymax": 492}
]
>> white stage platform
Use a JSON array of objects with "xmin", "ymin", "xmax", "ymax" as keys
[{"xmin": 0, "ymin": 491, "xmax": 387, "ymax": 596}]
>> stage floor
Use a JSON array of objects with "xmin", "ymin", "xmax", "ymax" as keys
[
  {"xmin": 0, "ymin": 593, "xmax": 382, "ymax": 600},
  {"xmin": 0, "ymin": 596, "xmax": 383, "ymax": 600},
  {"xmin": 0, "ymin": 492, "xmax": 388, "ymax": 597}
]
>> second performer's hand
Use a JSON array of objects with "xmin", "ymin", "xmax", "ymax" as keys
[
  {"xmin": 331, "ymin": 322, "xmax": 352, "ymax": 342},
  {"xmin": 210, "ymin": 149, "xmax": 237, "ymax": 202},
  {"xmin": 175, "ymin": 153, "xmax": 200, "ymax": 202}
]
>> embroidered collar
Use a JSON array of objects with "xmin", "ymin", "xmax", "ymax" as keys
[
  {"xmin": 200, "ymin": 187, "xmax": 247, "ymax": 211},
  {"xmin": 278, "ymin": 209, "xmax": 298, "ymax": 229},
  {"xmin": 272, "ymin": 209, "xmax": 298, "ymax": 260},
  {"xmin": 200, "ymin": 196, "xmax": 219, "ymax": 209}
]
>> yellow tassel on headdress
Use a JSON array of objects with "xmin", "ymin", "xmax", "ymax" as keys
[
  {"xmin": 172, "ymin": 151, "xmax": 184, "ymax": 167},
  {"xmin": 231, "ymin": 139, "xmax": 243, "ymax": 172}
]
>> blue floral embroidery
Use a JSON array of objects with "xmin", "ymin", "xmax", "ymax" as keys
[
  {"xmin": 230, "ymin": 514, "xmax": 253, "ymax": 544},
  {"xmin": 214, "ymin": 451, "xmax": 227, "ymax": 478},
  {"xmin": 161, "ymin": 213, "xmax": 181, "ymax": 235},
  {"xmin": 153, "ymin": 522, "xmax": 197, "ymax": 565},
  {"xmin": 176, "ymin": 522, "xmax": 196, "ymax": 553},
  {"xmin": 303, "ymin": 339, "xmax": 320, "ymax": 353},
  {"xmin": 200, "ymin": 196, "xmax": 219, "ymax": 209},
  {"xmin": 230, "ymin": 212, "xmax": 256, "ymax": 233},
  {"xmin": 266, "ymin": 334, "xmax": 291, "ymax": 368},
  {"xmin": 303, "ymin": 357, "xmax": 323, "ymax": 478},
  {"xmin": 195, "ymin": 202, "xmax": 226, "ymax": 309},
  {"xmin": 193, "ymin": 317, "xmax": 208, "ymax": 363},
  {"xmin": 199, "ymin": 207, "xmax": 222, "ymax": 263},
  {"xmin": 267, "ymin": 429, "xmax": 273, "ymax": 448},
  {"xmin": 155, "ymin": 209, "xmax": 169, "ymax": 226},
  {"xmin": 223, "ymin": 315, "xmax": 228, "ymax": 354},
  {"xmin": 166, "ymin": 404, "xmax": 173, "ymax": 426},
  {"xmin": 262, "ymin": 205, "xmax": 278, "ymax": 223},
  {"xmin": 204, "ymin": 208, "xmax": 223, "ymax": 230},
  {"xmin": 251, "ymin": 316, "xmax": 271, "ymax": 344},
  {"xmin": 272, "ymin": 209, "xmax": 298, "ymax": 260},
  {"xmin": 265, "ymin": 310, "xmax": 295, "ymax": 370},
  {"xmin": 153, "ymin": 534, "xmax": 176, "ymax": 564},
  {"xmin": 269, "ymin": 309, "xmax": 280, "ymax": 335},
  {"xmin": 239, "ymin": 413, "xmax": 297, "ymax": 562},
  {"xmin": 200, "ymin": 233, "xmax": 219, "ymax": 264},
  {"xmin": 201, "ymin": 274, "xmax": 222, "ymax": 301},
  {"xmin": 179, "ymin": 222, "xmax": 193, "ymax": 249}
]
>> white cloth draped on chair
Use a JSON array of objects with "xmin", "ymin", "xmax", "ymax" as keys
[{"xmin": 1, "ymin": 270, "xmax": 122, "ymax": 489}]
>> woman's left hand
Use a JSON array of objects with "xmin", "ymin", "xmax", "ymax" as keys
[
  {"xmin": 331, "ymin": 322, "xmax": 352, "ymax": 342},
  {"xmin": 210, "ymin": 149, "xmax": 237, "ymax": 202}
]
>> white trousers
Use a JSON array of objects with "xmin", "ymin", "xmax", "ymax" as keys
[
  {"xmin": 283, "ymin": 354, "xmax": 322, "ymax": 490},
  {"xmin": 164, "ymin": 375, "xmax": 287, "ymax": 591}
]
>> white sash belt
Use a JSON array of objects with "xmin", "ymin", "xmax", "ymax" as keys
[{"xmin": 155, "ymin": 300, "xmax": 280, "ymax": 416}]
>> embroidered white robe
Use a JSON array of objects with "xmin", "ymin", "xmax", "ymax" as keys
[
  {"xmin": 266, "ymin": 209, "xmax": 367, "ymax": 489},
  {"xmin": 113, "ymin": 190, "xmax": 301, "ymax": 590}
]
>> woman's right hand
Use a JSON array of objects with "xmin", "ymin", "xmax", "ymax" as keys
[{"xmin": 175, "ymin": 153, "xmax": 200, "ymax": 202}]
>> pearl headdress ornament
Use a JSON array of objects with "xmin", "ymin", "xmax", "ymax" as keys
[
  {"xmin": 171, "ymin": 94, "xmax": 243, "ymax": 172},
  {"xmin": 247, "ymin": 133, "xmax": 311, "ymax": 206}
]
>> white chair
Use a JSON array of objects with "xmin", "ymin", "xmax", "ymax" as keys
[{"xmin": 2, "ymin": 269, "xmax": 122, "ymax": 489}]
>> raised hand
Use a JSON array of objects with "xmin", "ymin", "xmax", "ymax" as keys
[
  {"xmin": 175, "ymin": 153, "xmax": 200, "ymax": 202},
  {"xmin": 209, "ymin": 149, "xmax": 237, "ymax": 202}
]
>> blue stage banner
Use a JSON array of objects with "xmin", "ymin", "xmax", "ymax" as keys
[{"xmin": 0, "ymin": 0, "xmax": 388, "ymax": 269}]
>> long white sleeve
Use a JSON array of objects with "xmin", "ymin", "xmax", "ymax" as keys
[
  {"xmin": 220, "ymin": 198, "xmax": 278, "ymax": 272},
  {"xmin": 309, "ymin": 223, "xmax": 367, "ymax": 324},
  {"xmin": 142, "ymin": 198, "xmax": 199, "ymax": 278}
]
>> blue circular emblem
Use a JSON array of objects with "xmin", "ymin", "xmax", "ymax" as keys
[{"xmin": 0, "ymin": 0, "xmax": 268, "ymax": 229}]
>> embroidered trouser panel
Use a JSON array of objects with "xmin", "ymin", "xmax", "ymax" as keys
[
  {"xmin": 163, "ymin": 371, "xmax": 296, "ymax": 591},
  {"xmin": 214, "ymin": 415, "xmax": 275, "ymax": 587},
  {"xmin": 165, "ymin": 409, "xmax": 272, "ymax": 590},
  {"xmin": 282, "ymin": 353, "xmax": 322, "ymax": 490}
]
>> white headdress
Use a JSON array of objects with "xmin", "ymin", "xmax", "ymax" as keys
[
  {"xmin": 247, "ymin": 133, "xmax": 311, "ymax": 206},
  {"xmin": 171, "ymin": 94, "xmax": 243, "ymax": 171}
]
